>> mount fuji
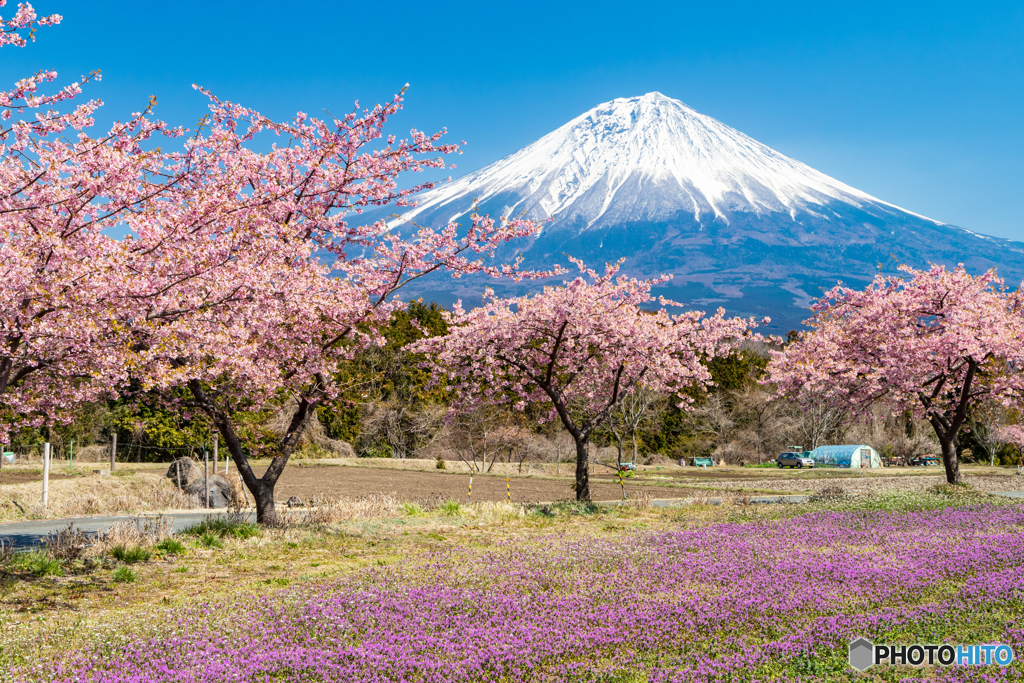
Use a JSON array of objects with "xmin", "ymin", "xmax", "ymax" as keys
[{"xmin": 391, "ymin": 92, "xmax": 1024, "ymax": 330}]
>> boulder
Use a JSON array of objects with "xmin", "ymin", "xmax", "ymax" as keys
[
  {"xmin": 165, "ymin": 458, "xmax": 203, "ymax": 486},
  {"xmin": 184, "ymin": 474, "xmax": 237, "ymax": 508}
]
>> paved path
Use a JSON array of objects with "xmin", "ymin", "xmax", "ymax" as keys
[
  {"xmin": 3, "ymin": 491, "xmax": 1022, "ymax": 548},
  {"xmin": 0, "ymin": 511, "xmax": 255, "ymax": 549}
]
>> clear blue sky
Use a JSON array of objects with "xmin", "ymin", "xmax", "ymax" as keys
[{"xmin": 5, "ymin": 0, "xmax": 1023, "ymax": 241}]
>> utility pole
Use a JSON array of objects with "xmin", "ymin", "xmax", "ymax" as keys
[{"xmin": 110, "ymin": 433, "xmax": 117, "ymax": 472}]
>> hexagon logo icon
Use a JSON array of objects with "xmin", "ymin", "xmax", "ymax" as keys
[{"xmin": 849, "ymin": 638, "xmax": 874, "ymax": 671}]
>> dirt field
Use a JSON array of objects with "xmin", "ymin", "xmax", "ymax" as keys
[
  {"xmin": 2, "ymin": 459, "xmax": 1021, "ymax": 513},
  {"xmin": 253, "ymin": 465, "xmax": 672, "ymax": 504},
  {"xmin": 0, "ymin": 470, "xmax": 78, "ymax": 486}
]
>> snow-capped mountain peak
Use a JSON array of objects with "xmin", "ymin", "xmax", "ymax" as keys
[
  {"xmin": 389, "ymin": 92, "xmax": 1024, "ymax": 333},
  {"xmin": 396, "ymin": 92, "xmax": 925, "ymax": 230}
]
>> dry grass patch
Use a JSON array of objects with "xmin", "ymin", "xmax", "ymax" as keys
[{"xmin": 0, "ymin": 472, "xmax": 192, "ymax": 521}]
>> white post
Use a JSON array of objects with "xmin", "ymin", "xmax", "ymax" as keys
[
  {"xmin": 219, "ymin": 438, "xmax": 228, "ymax": 475},
  {"xmin": 204, "ymin": 448, "xmax": 209, "ymax": 508},
  {"xmin": 42, "ymin": 442, "xmax": 50, "ymax": 508}
]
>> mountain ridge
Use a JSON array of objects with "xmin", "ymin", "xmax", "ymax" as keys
[{"xmin": 387, "ymin": 92, "xmax": 1024, "ymax": 331}]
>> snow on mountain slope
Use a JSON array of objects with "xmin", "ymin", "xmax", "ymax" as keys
[
  {"xmin": 389, "ymin": 92, "xmax": 1024, "ymax": 332},
  {"xmin": 395, "ymin": 92, "xmax": 934, "ymax": 230}
]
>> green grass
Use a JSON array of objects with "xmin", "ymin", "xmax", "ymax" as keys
[
  {"xmin": 3, "ymin": 550, "xmax": 64, "ymax": 578},
  {"xmin": 110, "ymin": 545, "xmax": 151, "ymax": 564},
  {"xmin": 438, "ymin": 499, "xmax": 461, "ymax": 516},
  {"xmin": 111, "ymin": 566, "xmax": 137, "ymax": 583},
  {"xmin": 156, "ymin": 538, "xmax": 186, "ymax": 555},
  {"xmin": 183, "ymin": 517, "xmax": 260, "ymax": 540},
  {"xmin": 551, "ymin": 501, "xmax": 601, "ymax": 516},
  {"xmin": 27, "ymin": 553, "xmax": 63, "ymax": 578},
  {"xmin": 198, "ymin": 532, "xmax": 224, "ymax": 549},
  {"xmin": 401, "ymin": 502, "xmax": 424, "ymax": 517},
  {"xmin": 261, "ymin": 578, "xmax": 290, "ymax": 586}
]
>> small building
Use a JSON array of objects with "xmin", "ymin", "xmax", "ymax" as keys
[{"xmin": 809, "ymin": 445, "xmax": 883, "ymax": 469}]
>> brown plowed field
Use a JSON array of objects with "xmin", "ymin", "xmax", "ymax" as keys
[{"xmin": 251, "ymin": 465, "xmax": 671, "ymax": 504}]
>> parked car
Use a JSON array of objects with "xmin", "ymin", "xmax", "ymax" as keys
[{"xmin": 777, "ymin": 452, "xmax": 815, "ymax": 469}]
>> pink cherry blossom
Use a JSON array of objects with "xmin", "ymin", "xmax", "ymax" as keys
[{"xmin": 768, "ymin": 264, "xmax": 1024, "ymax": 484}]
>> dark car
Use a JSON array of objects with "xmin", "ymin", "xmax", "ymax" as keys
[{"xmin": 777, "ymin": 452, "xmax": 815, "ymax": 469}]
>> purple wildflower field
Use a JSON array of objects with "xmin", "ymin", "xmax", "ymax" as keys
[{"xmin": 17, "ymin": 503, "xmax": 1024, "ymax": 682}]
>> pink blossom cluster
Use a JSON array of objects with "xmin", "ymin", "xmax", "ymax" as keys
[
  {"xmin": 18, "ymin": 504, "xmax": 1024, "ymax": 682},
  {"xmin": 411, "ymin": 258, "xmax": 762, "ymax": 421}
]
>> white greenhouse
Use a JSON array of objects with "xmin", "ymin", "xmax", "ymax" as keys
[{"xmin": 809, "ymin": 445, "xmax": 883, "ymax": 469}]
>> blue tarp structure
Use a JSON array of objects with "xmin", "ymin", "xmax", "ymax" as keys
[{"xmin": 809, "ymin": 445, "xmax": 883, "ymax": 468}]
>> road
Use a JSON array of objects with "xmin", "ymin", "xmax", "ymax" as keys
[{"xmin": 0, "ymin": 511, "xmax": 256, "ymax": 549}]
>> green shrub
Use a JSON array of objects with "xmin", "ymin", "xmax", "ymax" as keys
[
  {"xmin": 359, "ymin": 441, "xmax": 393, "ymax": 459},
  {"xmin": 156, "ymin": 538, "xmax": 186, "ymax": 555},
  {"xmin": 435, "ymin": 457, "xmax": 446, "ymax": 470},
  {"xmin": 112, "ymin": 566, "xmax": 137, "ymax": 583},
  {"xmin": 110, "ymin": 545, "xmax": 151, "ymax": 564}
]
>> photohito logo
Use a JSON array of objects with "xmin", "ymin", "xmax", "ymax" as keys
[{"xmin": 849, "ymin": 638, "xmax": 1015, "ymax": 671}]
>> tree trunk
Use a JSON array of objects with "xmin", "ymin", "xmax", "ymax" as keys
[
  {"xmin": 250, "ymin": 477, "xmax": 278, "ymax": 525},
  {"xmin": 574, "ymin": 435, "xmax": 591, "ymax": 502},
  {"xmin": 187, "ymin": 380, "xmax": 315, "ymax": 525},
  {"xmin": 939, "ymin": 437, "xmax": 961, "ymax": 485}
]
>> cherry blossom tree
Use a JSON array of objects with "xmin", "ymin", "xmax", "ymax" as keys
[
  {"xmin": 0, "ymin": 3, "xmax": 189, "ymax": 442},
  {"xmin": 0, "ymin": 3, "xmax": 545, "ymax": 520},
  {"xmin": 997, "ymin": 425, "xmax": 1024, "ymax": 471},
  {"xmin": 121, "ymin": 90, "xmax": 549, "ymax": 523},
  {"xmin": 769, "ymin": 265, "xmax": 1024, "ymax": 484},
  {"xmin": 410, "ymin": 260, "xmax": 762, "ymax": 501}
]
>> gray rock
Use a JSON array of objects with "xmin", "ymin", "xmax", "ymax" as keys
[
  {"xmin": 166, "ymin": 458, "xmax": 203, "ymax": 486},
  {"xmin": 184, "ymin": 474, "xmax": 236, "ymax": 508}
]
